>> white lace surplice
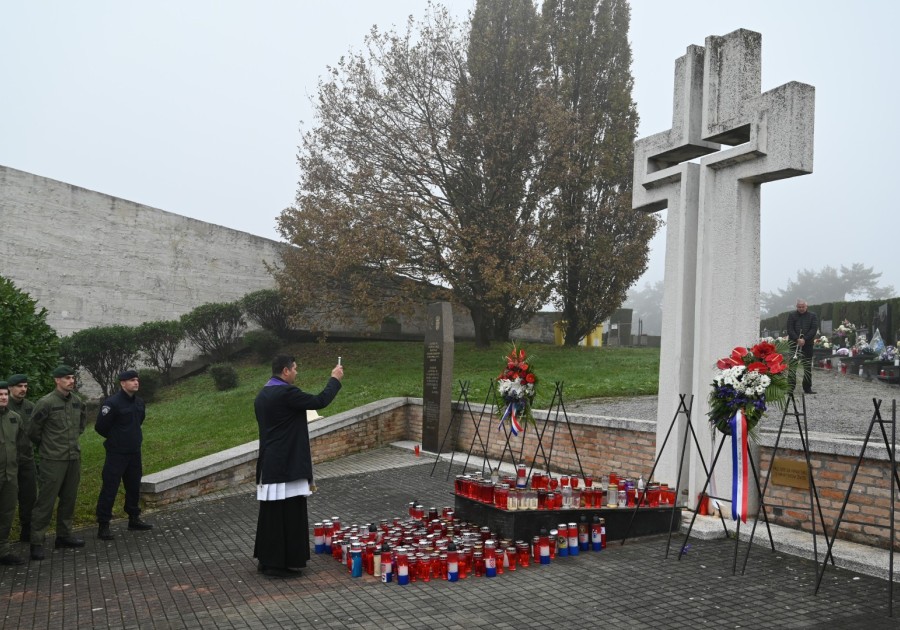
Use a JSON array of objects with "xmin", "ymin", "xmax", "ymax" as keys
[{"xmin": 256, "ymin": 478, "xmax": 312, "ymax": 501}]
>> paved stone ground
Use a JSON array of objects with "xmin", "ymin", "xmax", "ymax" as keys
[{"xmin": 1, "ymin": 447, "xmax": 899, "ymax": 629}]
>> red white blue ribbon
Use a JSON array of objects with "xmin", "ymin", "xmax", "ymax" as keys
[
  {"xmin": 498, "ymin": 402, "xmax": 524, "ymax": 436},
  {"xmin": 729, "ymin": 409, "xmax": 749, "ymax": 522}
]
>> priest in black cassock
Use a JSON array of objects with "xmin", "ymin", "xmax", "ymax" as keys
[{"xmin": 253, "ymin": 354, "xmax": 343, "ymax": 578}]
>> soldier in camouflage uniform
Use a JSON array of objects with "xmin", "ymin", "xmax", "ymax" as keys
[
  {"xmin": 0, "ymin": 381, "xmax": 25, "ymax": 565},
  {"xmin": 6, "ymin": 374, "xmax": 36, "ymax": 542},
  {"xmin": 28, "ymin": 365, "xmax": 86, "ymax": 560}
]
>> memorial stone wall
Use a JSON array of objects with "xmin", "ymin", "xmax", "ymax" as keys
[{"xmin": 0, "ymin": 165, "xmax": 282, "ymax": 337}]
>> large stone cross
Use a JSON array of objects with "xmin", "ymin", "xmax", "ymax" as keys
[{"xmin": 632, "ymin": 29, "xmax": 815, "ymax": 502}]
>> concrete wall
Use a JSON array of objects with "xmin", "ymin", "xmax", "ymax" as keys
[
  {"xmin": 0, "ymin": 165, "xmax": 282, "ymax": 336},
  {"xmin": 0, "ymin": 164, "xmax": 561, "ymax": 347}
]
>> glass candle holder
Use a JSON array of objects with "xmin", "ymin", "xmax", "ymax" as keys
[
  {"xmin": 516, "ymin": 541, "xmax": 530, "ymax": 568},
  {"xmin": 473, "ymin": 551, "xmax": 485, "ymax": 577}
]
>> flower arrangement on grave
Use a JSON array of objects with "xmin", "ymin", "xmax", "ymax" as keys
[
  {"xmin": 881, "ymin": 346, "xmax": 898, "ymax": 362},
  {"xmin": 496, "ymin": 344, "xmax": 536, "ymax": 436},
  {"xmin": 813, "ymin": 335, "xmax": 832, "ymax": 350},
  {"xmin": 831, "ymin": 321, "xmax": 857, "ymax": 347},
  {"xmin": 708, "ymin": 341, "xmax": 790, "ymax": 522},
  {"xmin": 854, "ymin": 338, "xmax": 877, "ymax": 357}
]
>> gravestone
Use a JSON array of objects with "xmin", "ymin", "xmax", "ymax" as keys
[
  {"xmin": 612, "ymin": 308, "xmax": 633, "ymax": 347},
  {"xmin": 874, "ymin": 303, "xmax": 891, "ymax": 346},
  {"xmin": 422, "ymin": 302, "xmax": 455, "ymax": 453},
  {"xmin": 633, "ymin": 29, "xmax": 815, "ymax": 502}
]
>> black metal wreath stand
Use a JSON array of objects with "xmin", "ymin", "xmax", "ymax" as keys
[
  {"xmin": 814, "ymin": 399, "xmax": 899, "ymax": 617},
  {"xmin": 740, "ymin": 392, "xmax": 834, "ymax": 576},
  {"xmin": 620, "ymin": 394, "xmax": 729, "ymax": 557},
  {"xmin": 677, "ymin": 423, "xmax": 775, "ymax": 574},
  {"xmin": 431, "ymin": 380, "xmax": 480, "ymax": 479},
  {"xmin": 523, "ymin": 382, "xmax": 587, "ymax": 483},
  {"xmin": 448, "ymin": 380, "xmax": 587, "ymax": 486}
]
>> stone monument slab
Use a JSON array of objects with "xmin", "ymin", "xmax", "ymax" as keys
[{"xmin": 422, "ymin": 302, "xmax": 454, "ymax": 452}]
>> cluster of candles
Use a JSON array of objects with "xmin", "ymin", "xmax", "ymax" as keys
[
  {"xmin": 455, "ymin": 465, "xmax": 677, "ymax": 510},
  {"xmin": 313, "ymin": 504, "xmax": 607, "ymax": 584}
]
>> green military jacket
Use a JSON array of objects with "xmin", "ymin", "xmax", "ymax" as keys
[
  {"xmin": 0, "ymin": 407, "xmax": 23, "ymax": 480},
  {"xmin": 7, "ymin": 397, "xmax": 35, "ymax": 463},
  {"xmin": 29, "ymin": 390, "xmax": 86, "ymax": 461}
]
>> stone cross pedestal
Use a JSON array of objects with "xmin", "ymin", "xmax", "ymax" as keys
[{"xmin": 633, "ymin": 29, "xmax": 815, "ymax": 503}]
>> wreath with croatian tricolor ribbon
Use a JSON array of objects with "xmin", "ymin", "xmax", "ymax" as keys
[
  {"xmin": 496, "ymin": 344, "xmax": 536, "ymax": 437},
  {"xmin": 708, "ymin": 341, "xmax": 790, "ymax": 522}
]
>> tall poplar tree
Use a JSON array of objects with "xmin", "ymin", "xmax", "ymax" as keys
[
  {"xmin": 445, "ymin": 0, "xmax": 552, "ymax": 343},
  {"xmin": 542, "ymin": 0, "xmax": 658, "ymax": 345}
]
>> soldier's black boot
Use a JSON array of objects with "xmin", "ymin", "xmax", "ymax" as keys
[
  {"xmin": 30, "ymin": 545, "xmax": 44, "ymax": 561},
  {"xmin": 128, "ymin": 517, "xmax": 153, "ymax": 531},
  {"xmin": 98, "ymin": 523, "xmax": 114, "ymax": 541},
  {"xmin": 54, "ymin": 536, "xmax": 85, "ymax": 548}
]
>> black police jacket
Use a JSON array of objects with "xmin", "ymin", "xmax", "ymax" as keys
[{"xmin": 95, "ymin": 389, "xmax": 145, "ymax": 453}]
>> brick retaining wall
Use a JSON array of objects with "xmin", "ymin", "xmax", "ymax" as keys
[{"xmin": 143, "ymin": 399, "xmax": 897, "ymax": 550}]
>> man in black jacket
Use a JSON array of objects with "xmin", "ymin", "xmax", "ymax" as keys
[
  {"xmin": 787, "ymin": 299, "xmax": 819, "ymax": 394},
  {"xmin": 254, "ymin": 354, "xmax": 343, "ymax": 579},
  {"xmin": 95, "ymin": 370, "xmax": 153, "ymax": 540}
]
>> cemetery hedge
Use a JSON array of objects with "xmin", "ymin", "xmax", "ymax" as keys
[{"xmin": 761, "ymin": 297, "xmax": 900, "ymax": 343}]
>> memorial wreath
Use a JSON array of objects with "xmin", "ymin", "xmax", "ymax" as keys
[
  {"xmin": 708, "ymin": 341, "xmax": 790, "ymax": 522},
  {"xmin": 496, "ymin": 344, "xmax": 536, "ymax": 436}
]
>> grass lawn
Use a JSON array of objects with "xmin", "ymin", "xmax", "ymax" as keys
[{"xmin": 26, "ymin": 340, "xmax": 659, "ymax": 532}]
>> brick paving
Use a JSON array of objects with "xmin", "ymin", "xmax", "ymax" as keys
[{"xmin": 1, "ymin": 446, "xmax": 899, "ymax": 629}]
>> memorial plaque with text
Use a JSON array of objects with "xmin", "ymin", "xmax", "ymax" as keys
[
  {"xmin": 422, "ymin": 302, "xmax": 454, "ymax": 452},
  {"xmin": 771, "ymin": 457, "xmax": 810, "ymax": 489}
]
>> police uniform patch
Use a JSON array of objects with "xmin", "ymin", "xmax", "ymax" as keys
[{"xmin": 101, "ymin": 406, "xmax": 111, "ymax": 416}]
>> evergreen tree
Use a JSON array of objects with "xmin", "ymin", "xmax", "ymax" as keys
[
  {"xmin": 0, "ymin": 276, "xmax": 59, "ymax": 396},
  {"xmin": 542, "ymin": 0, "xmax": 658, "ymax": 345}
]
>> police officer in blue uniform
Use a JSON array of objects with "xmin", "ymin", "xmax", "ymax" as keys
[{"xmin": 95, "ymin": 369, "xmax": 152, "ymax": 540}]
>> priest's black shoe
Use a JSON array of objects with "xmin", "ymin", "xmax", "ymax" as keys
[
  {"xmin": 261, "ymin": 567, "xmax": 301, "ymax": 579},
  {"xmin": 128, "ymin": 517, "xmax": 153, "ymax": 531},
  {"xmin": 258, "ymin": 563, "xmax": 302, "ymax": 574},
  {"xmin": 98, "ymin": 523, "xmax": 114, "ymax": 540},
  {"xmin": 0, "ymin": 553, "xmax": 24, "ymax": 565},
  {"xmin": 804, "ymin": 389, "xmax": 816, "ymax": 395},
  {"xmin": 30, "ymin": 545, "xmax": 44, "ymax": 561},
  {"xmin": 54, "ymin": 536, "xmax": 85, "ymax": 548}
]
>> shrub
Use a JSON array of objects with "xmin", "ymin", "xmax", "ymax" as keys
[
  {"xmin": 209, "ymin": 363, "xmax": 238, "ymax": 391},
  {"xmin": 240, "ymin": 289, "xmax": 291, "ymax": 339},
  {"xmin": 63, "ymin": 325, "xmax": 140, "ymax": 398},
  {"xmin": 181, "ymin": 302, "xmax": 246, "ymax": 363},
  {"xmin": 137, "ymin": 368, "xmax": 162, "ymax": 402},
  {"xmin": 243, "ymin": 329, "xmax": 282, "ymax": 363},
  {"xmin": 135, "ymin": 320, "xmax": 184, "ymax": 384},
  {"xmin": 0, "ymin": 276, "xmax": 60, "ymax": 397}
]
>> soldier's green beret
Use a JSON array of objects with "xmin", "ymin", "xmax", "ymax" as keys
[
  {"xmin": 51, "ymin": 365, "xmax": 76, "ymax": 378},
  {"xmin": 7, "ymin": 374, "xmax": 28, "ymax": 386},
  {"xmin": 0, "ymin": 381, "xmax": 8, "ymax": 391}
]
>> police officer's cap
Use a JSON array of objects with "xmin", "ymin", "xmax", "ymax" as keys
[
  {"xmin": 51, "ymin": 365, "xmax": 75, "ymax": 378},
  {"xmin": 6, "ymin": 374, "xmax": 27, "ymax": 386},
  {"xmin": 118, "ymin": 369, "xmax": 139, "ymax": 381}
]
